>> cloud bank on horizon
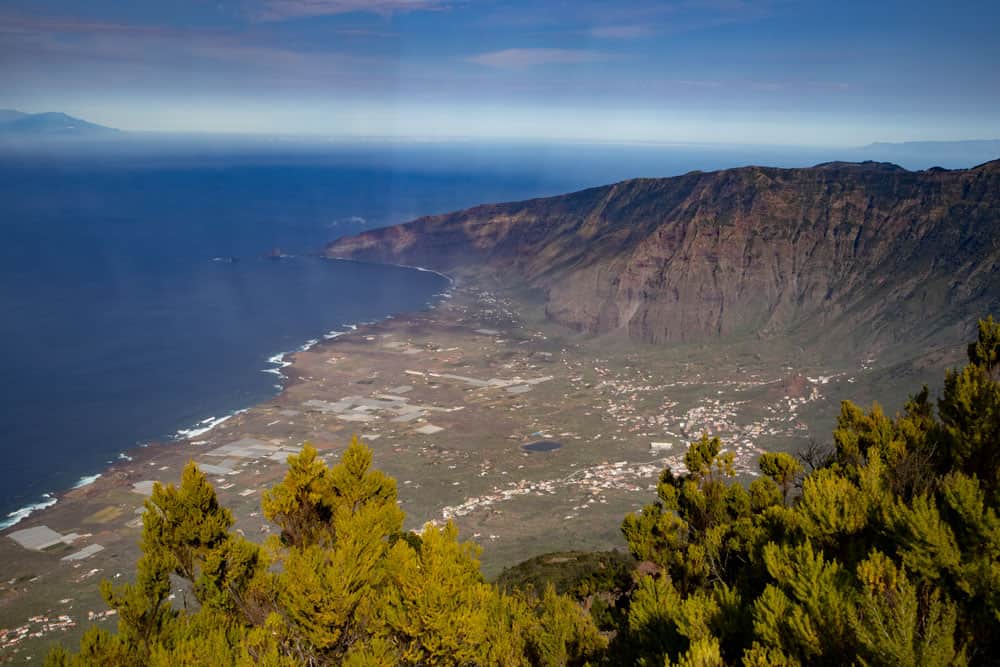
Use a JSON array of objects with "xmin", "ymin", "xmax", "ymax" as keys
[
  {"xmin": 251, "ymin": 0, "xmax": 455, "ymax": 21},
  {"xmin": 0, "ymin": 0, "xmax": 997, "ymax": 145}
]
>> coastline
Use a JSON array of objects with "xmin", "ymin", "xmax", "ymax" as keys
[
  {"xmin": 0, "ymin": 260, "xmax": 453, "ymax": 532},
  {"xmin": 324, "ymin": 255, "xmax": 457, "ymax": 288},
  {"xmin": 1, "ymin": 268, "xmax": 850, "ymax": 660}
]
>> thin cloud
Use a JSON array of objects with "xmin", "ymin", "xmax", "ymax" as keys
[
  {"xmin": 468, "ymin": 48, "xmax": 610, "ymax": 69},
  {"xmin": 674, "ymin": 79, "xmax": 724, "ymax": 89},
  {"xmin": 0, "ymin": 10, "xmax": 384, "ymax": 90},
  {"xmin": 0, "ymin": 12, "xmax": 174, "ymax": 37},
  {"xmin": 651, "ymin": 78, "xmax": 851, "ymax": 93},
  {"xmin": 251, "ymin": 0, "xmax": 454, "ymax": 21},
  {"xmin": 481, "ymin": 0, "xmax": 775, "ymax": 36},
  {"xmin": 589, "ymin": 25, "xmax": 651, "ymax": 39}
]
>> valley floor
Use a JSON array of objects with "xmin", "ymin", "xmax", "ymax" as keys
[{"xmin": 0, "ymin": 276, "xmax": 952, "ymax": 661}]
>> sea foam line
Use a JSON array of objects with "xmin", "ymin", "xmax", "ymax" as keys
[
  {"xmin": 260, "ymin": 260, "xmax": 452, "ymax": 385},
  {"xmin": 2, "ymin": 266, "xmax": 451, "ymax": 531},
  {"xmin": 72, "ymin": 474, "xmax": 102, "ymax": 489},
  {"xmin": 1, "ymin": 406, "xmax": 260, "ymax": 532},
  {"xmin": 261, "ymin": 323, "xmax": 361, "ymax": 380},
  {"xmin": 262, "ymin": 351, "xmax": 294, "ymax": 378},
  {"xmin": 1, "ymin": 474, "xmax": 101, "ymax": 530},
  {"xmin": 1, "ymin": 494, "xmax": 57, "ymax": 530},
  {"xmin": 324, "ymin": 256, "xmax": 455, "ymax": 287},
  {"xmin": 174, "ymin": 410, "xmax": 246, "ymax": 440}
]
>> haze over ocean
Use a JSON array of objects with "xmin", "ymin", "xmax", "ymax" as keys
[{"xmin": 0, "ymin": 139, "xmax": 988, "ymax": 525}]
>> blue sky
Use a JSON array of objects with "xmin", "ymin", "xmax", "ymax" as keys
[{"xmin": 1, "ymin": 0, "xmax": 997, "ymax": 145}]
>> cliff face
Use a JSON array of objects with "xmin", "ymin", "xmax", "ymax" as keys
[{"xmin": 327, "ymin": 161, "xmax": 1000, "ymax": 355}]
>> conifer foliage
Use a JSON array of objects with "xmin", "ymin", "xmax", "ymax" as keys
[
  {"xmin": 48, "ymin": 318, "xmax": 1000, "ymax": 665},
  {"xmin": 618, "ymin": 317, "xmax": 1000, "ymax": 666},
  {"xmin": 46, "ymin": 436, "xmax": 604, "ymax": 666}
]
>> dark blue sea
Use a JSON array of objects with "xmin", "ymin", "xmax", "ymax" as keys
[{"xmin": 0, "ymin": 137, "xmax": 970, "ymax": 526}]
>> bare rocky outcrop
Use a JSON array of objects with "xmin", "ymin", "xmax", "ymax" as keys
[{"xmin": 327, "ymin": 160, "xmax": 1000, "ymax": 358}]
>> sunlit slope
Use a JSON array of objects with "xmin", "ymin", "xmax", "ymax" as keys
[{"xmin": 328, "ymin": 160, "xmax": 1000, "ymax": 359}]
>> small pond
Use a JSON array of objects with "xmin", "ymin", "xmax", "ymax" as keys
[{"xmin": 522, "ymin": 440, "xmax": 563, "ymax": 453}]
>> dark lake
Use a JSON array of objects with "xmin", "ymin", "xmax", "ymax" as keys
[{"xmin": 523, "ymin": 440, "xmax": 563, "ymax": 453}]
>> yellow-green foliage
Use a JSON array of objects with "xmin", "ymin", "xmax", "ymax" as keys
[
  {"xmin": 619, "ymin": 317, "xmax": 1000, "ymax": 666},
  {"xmin": 48, "ymin": 318, "xmax": 1000, "ymax": 666},
  {"xmin": 48, "ymin": 436, "xmax": 604, "ymax": 666}
]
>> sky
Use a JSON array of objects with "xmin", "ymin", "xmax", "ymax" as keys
[{"xmin": 1, "ymin": 0, "xmax": 998, "ymax": 145}]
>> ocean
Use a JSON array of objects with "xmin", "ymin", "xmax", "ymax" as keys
[{"xmin": 0, "ymin": 138, "xmax": 950, "ymax": 527}]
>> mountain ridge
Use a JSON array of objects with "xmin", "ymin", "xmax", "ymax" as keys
[
  {"xmin": 0, "ymin": 110, "xmax": 118, "ymax": 136},
  {"xmin": 327, "ymin": 161, "xmax": 1000, "ymax": 360}
]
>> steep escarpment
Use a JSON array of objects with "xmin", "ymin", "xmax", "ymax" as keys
[{"xmin": 327, "ymin": 160, "xmax": 1000, "ymax": 356}]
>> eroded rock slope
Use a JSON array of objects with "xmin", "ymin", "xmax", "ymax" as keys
[{"xmin": 327, "ymin": 161, "xmax": 1000, "ymax": 357}]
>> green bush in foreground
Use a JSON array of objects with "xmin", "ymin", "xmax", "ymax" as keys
[
  {"xmin": 46, "ymin": 440, "xmax": 604, "ymax": 666},
  {"xmin": 48, "ymin": 317, "xmax": 1000, "ymax": 665},
  {"xmin": 618, "ymin": 316, "xmax": 1000, "ymax": 666}
]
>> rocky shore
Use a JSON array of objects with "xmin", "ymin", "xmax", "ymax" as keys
[{"xmin": 0, "ymin": 275, "xmax": 953, "ymax": 661}]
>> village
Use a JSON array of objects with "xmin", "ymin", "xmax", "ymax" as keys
[{"xmin": 0, "ymin": 282, "xmax": 867, "ymax": 661}]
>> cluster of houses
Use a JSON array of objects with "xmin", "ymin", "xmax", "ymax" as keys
[
  {"xmin": 1, "ymin": 613, "xmax": 76, "ymax": 654},
  {"xmin": 439, "ymin": 457, "xmax": 672, "ymax": 526}
]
